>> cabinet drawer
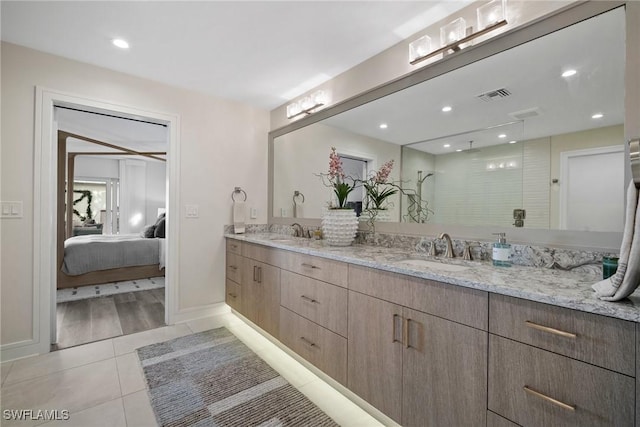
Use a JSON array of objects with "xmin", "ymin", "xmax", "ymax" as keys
[
  {"xmin": 242, "ymin": 242, "xmax": 284, "ymax": 267},
  {"xmin": 226, "ymin": 252, "xmax": 243, "ymax": 284},
  {"xmin": 487, "ymin": 411, "xmax": 519, "ymax": 427},
  {"xmin": 280, "ymin": 270, "xmax": 348, "ymax": 337},
  {"xmin": 488, "ymin": 335, "xmax": 634, "ymax": 427},
  {"xmin": 225, "ymin": 279, "xmax": 241, "ymax": 312},
  {"xmin": 489, "ymin": 294, "xmax": 635, "ymax": 375},
  {"xmin": 226, "ymin": 239, "xmax": 242, "ymax": 255},
  {"xmin": 280, "ymin": 252, "xmax": 348, "ymax": 287},
  {"xmin": 349, "ymin": 264, "xmax": 488, "ymax": 330},
  {"xmin": 279, "ymin": 307, "xmax": 347, "ymax": 385}
]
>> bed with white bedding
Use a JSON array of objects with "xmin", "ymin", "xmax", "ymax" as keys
[{"xmin": 58, "ymin": 234, "xmax": 165, "ymax": 289}]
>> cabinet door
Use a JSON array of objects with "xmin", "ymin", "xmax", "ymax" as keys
[
  {"xmin": 242, "ymin": 258, "xmax": 280, "ymax": 338},
  {"xmin": 241, "ymin": 258, "xmax": 260, "ymax": 324},
  {"xmin": 402, "ymin": 307, "xmax": 487, "ymax": 426},
  {"xmin": 256, "ymin": 261, "xmax": 280, "ymax": 339},
  {"xmin": 347, "ymin": 291, "xmax": 403, "ymax": 423}
]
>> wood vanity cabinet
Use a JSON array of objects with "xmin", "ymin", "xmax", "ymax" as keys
[
  {"xmin": 225, "ymin": 241, "xmax": 243, "ymax": 311},
  {"xmin": 489, "ymin": 294, "xmax": 636, "ymax": 426},
  {"xmin": 348, "ymin": 265, "xmax": 488, "ymax": 426},
  {"xmin": 278, "ymin": 258, "xmax": 349, "ymax": 385},
  {"xmin": 242, "ymin": 258, "xmax": 280, "ymax": 339}
]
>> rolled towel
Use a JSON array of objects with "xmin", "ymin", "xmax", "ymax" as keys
[
  {"xmin": 233, "ymin": 201, "xmax": 246, "ymax": 234},
  {"xmin": 592, "ymin": 181, "xmax": 640, "ymax": 300}
]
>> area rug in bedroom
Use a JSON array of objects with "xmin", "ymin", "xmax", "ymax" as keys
[
  {"xmin": 56, "ymin": 276, "xmax": 165, "ymax": 303},
  {"xmin": 137, "ymin": 327, "xmax": 339, "ymax": 427}
]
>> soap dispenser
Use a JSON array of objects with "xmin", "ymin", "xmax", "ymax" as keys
[{"xmin": 492, "ymin": 233, "xmax": 511, "ymax": 267}]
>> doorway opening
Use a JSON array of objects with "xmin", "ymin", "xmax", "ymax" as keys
[{"xmin": 53, "ymin": 106, "xmax": 170, "ymax": 350}]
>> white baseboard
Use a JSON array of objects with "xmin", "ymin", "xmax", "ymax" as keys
[
  {"xmin": 170, "ymin": 302, "xmax": 230, "ymax": 324},
  {"xmin": 1, "ymin": 339, "xmax": 49, "ymax": 363}
]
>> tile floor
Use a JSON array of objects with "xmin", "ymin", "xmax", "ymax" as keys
[{"xmin": 0, "ymin": 312, "xmax": 384, "ymax": 427}]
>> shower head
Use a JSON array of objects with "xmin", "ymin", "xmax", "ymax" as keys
[{"xmin": 461, "ymin": 140, "xmax": 481, "ymax": 154}]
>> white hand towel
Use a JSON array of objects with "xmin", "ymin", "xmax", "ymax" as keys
[
  {"xmin": 233, "ymin": 201, "xmax": 246, "ymax": 234},
  {"xmin": 592, "ymin": 181, "xmax": 640, "ymax": 300}
]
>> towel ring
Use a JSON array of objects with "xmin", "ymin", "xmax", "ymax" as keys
[
  {"xmin": 630, "ymin": 138, "xmax": 640, "ymax": 189},
  {"xmin": 293, "ymin": 190, "xmax": 305, "ymax": 204},
  {"xmin": 232, "ymin": 187, "xmax": 247, "ymax": 202}
]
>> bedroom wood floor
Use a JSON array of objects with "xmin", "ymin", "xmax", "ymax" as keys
[{"xmin": 53, "ymin": 288, "xmax": 165, "ymax": 350}]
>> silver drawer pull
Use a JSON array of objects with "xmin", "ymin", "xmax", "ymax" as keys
[
  {"xmin": 525, "ymin": 320, "xmax": 577, "ymax": 339},
  {"xmin": 300, "ymin": 336, "xmax": 316, "ymax": 347},
  {"xmin": 228, "ymin": 265, "xmax": 238, "ymax": 270},
  {"xmin": 300, "ymin": 295, "xmax": 318, "ymax": 304},
  {"xmin": 227, "ymin": 292, "xmax": 237, "ymax": 298},
  {"xmin": 301, "ymin": 263, "xmax": 319, "ymax": 269},
  {"xmin": 524, "ymin": 386, "xmax": 575, "ymax": 412},
  {"xmin": 230, "ymin": 244, "xmax": 238, "ymax": 249}
]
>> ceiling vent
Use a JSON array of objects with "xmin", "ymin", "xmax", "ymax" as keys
[
  {"xmin": 509, "ymin": 107, "xmax": 541, "ymax": 120},
  {"xmin": 477, "ymin": 88, "xmax": 511, "ymax": 102}
]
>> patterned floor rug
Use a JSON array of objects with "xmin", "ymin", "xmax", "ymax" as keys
[
  {"xmin": 137, "ymin": 327, "xmax": 339, "ymax": 427},
  {"xmin": 57, "ymin": 276, "xmax": 165, "ymax": 303}
]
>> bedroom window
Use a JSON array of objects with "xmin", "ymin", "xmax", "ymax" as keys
[{"xmin": 72, "ymin": 178, "xmax": 119, "ymax": 235}]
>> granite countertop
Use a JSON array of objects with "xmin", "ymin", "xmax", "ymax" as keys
[{"xmin": 225, "ymin": 232, "xmax": 640, "ymax": 323}]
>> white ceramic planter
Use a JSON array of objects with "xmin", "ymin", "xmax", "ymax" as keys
[{"xmin": 322, "ymin": 209, "xmax": 358, "ymax": 246}]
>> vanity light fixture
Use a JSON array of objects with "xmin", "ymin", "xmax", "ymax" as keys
[
  {"xmin": 379, "ymin": 123, "xmax": 388, "ymax": 129},
  {"xmin": 477, "ymin": 0, "xmax": 507, "ymax": 31},
  {"xmin": 562, "ymin": 69, "xmax": 577, "ymax": 77},
  {"xmin": 112, "ymin": 38, "xmax": 130, "ymax": 49},
  {"xmin": 409, "ymin": 0, "xmax": 508, "ymax": 66},
  {"xmin": 409, "ymin": 35, "xmax": 432, "ymax": 63},
  {"xmin": 592, "ymin": 113, "xmax": 604, "ymax": 119},
  {"xmin": 286, "ymin": 90, "xmax": 328, "ymax": 120},
  {"xmin": 442, "ymin": 106, "xmax": 453, "ymax": 112},
  {"xmin": 441, "ymin": 18, "xmax": 467, "ymax": 47}
]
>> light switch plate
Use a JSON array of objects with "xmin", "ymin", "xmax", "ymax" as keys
[
  {"xmin": 185, "ymin": 204, "xmax": 199, "ymax": 218},
  {"xmin": 1, "ymin": 201, "xmax": 23, "ymax": 218},
  {"xmin": 250, "ymin": 207, "xmax": 258, "ymax": 219}
]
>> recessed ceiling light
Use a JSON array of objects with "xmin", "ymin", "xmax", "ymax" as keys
[
  {"xmin": 592, "ymin": 113, "xmax": 604, "ymax": 119},
  {"xmin": 443, "ymin": 144, "xmax": 451, "ymax": 148},
  {"xmin": 442, "ymin": 106, "xmax": 452, "ymax": 112},
  {"xmin": 509, "ymin": 140, "xmax": 517, "ymax": 144},
  {"xmin": 112, "ymin": 38, "xmax": 130, "ymax": 49},
  {"xmin": 498, "ymin": 134, "xmax": 507, "ymax": 138},
  {"xmin": 379, "ymin": 123, "xmax": 388, "ymax": 129},
  {"xmin": 455, "ymin": 149, "xmax": 462, "ymax": 152},
  {"xmin": 562, "ymin": 69, "xmax": 577, "ymax": 77}
]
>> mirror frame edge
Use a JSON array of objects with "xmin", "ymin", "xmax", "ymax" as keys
[{"xmin": 268, "ymin": 0, "xmax": 634, "ymax": 252}]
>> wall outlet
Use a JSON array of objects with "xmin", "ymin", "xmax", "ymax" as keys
[
  {"xmin": 280, "ymin": 208, "xmax": 288, "ymax": 217},
  {"xmin": 250, "ymin": 207, "xmax": 258, "ymax": 219}
]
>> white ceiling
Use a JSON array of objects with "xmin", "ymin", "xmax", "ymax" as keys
[
  {"xmin": 322, "ymin": 6, "xmax": 625, "ymax": 155},
  {"xmin": 1, "ymin": 0, "xmax": 474, "ymax": 110}
]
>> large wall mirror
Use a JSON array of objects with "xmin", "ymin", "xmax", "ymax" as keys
[{"xmin": 271, "ymin": 3, "xmax": 631, "ymax": 245}]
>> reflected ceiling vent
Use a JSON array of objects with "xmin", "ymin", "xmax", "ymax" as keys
[
  {"xmin": 477, "ymin": 88, "xmax": 511, "ymax": 102},
  {"xmin": 509, "ymin": 107, "xmax": 541, "ymax": 120}
]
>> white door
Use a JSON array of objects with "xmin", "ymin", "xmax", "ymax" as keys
[{"xmin": 560, "ymin": 145, "xmax": 625, "ymax": 232}]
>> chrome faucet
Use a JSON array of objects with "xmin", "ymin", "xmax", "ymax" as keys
[
  {"xmin": 291, "ymin": 223, "xmax": 304, "ymax": 237},
  {"xmin": 438, "ymin": 233, "xmax": 455, "ymax": 258}
]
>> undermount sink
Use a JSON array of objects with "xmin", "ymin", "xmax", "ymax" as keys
[
  {"xmin": 268, "ymin": 237, "xmax": 295, "ymax": 242},
  {"xmin": 395, "ymin": 259, "xmax": 469, "ymax": 272}
]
